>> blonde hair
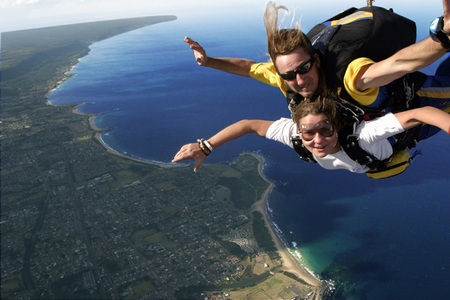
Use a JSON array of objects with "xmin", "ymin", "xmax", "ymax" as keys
[{"xmin": 264, "ymin": 2, "xmax": 315, "ymax": 64}]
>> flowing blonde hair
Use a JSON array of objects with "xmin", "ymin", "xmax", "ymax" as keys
[{"xmin": 264, "ymin": 2, "xmax": 314, "ymax": 65}]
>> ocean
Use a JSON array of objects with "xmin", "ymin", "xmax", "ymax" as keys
[{"xmin": 48, "ymin": 9, "xmax": 450, "ymax": 300}]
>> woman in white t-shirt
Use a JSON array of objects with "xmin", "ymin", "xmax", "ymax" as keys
[{"xmin": 172, "ymin": 96, "xmax": 450, "ymax": 174}]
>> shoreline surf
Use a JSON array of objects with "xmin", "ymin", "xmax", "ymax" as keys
[
  {"xmin": 69, "ymin": 96, "xmax": 324, "ymax": 288},
  {"xmin": 45, "ymin": 21, "xmax": 325, "ymax": 291},
  {"xmin": 88, "ymin": 113, "xmax": 322, "ymax": 287}
]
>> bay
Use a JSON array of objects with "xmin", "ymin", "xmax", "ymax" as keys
[{"xmin": 48, "ymin": 11, "xmax": 450, "ymax": 300}]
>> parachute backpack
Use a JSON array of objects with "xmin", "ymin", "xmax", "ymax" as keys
[
  {"xmin": 307, "ymin": 6, "xmax": 417, "ymax": 89},
  {"xmin": 286, "ymin": 5, "xmax": 422, "ymax": 112}
]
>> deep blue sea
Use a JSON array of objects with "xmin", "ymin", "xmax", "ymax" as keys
[{"xmin": 48, "ymin": 9, "xmax": 450, "ymax": 300}]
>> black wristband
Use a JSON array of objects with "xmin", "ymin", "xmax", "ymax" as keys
[{"xmin": 197, "ymin": 139, "xmax": 211, "ymax": 156}]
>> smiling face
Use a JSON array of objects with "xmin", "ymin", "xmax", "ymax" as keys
[
  {"xmin": 275, "ymin": 47, "xmax": 321, "ymax": 98},
  {"xmin": 299, "ymin": 113, "xmax": 340, "ymax": 157}
]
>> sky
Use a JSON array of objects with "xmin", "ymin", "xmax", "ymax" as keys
[{"xmin": 0, "ymin": 0, "xmax": 443, "ymax": 33}]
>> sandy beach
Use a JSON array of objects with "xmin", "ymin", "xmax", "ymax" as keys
[
  {"xmin": 90, "ymin": 118, "xmax": 321, "ymax": 287},
  {"xmin": 249, "ymin": 153, "xmax": 322, "ymax": 288},
  {"xmin": 47, "ymin": 30, "xmax": 322, "ymax": 294},
  {"xmin": 78, "ymin": 107, "xmax": 181, "ymax": 169},
  {"xmin": 84, "ymin": 108, "xmax": 322, "ymax": 289},
  {"xmin": 89, "ymin": 116, "xmax": 322, "ymax": 287},
  {"xmin": 47, "ymin": 24, "xmax": 321, "ymax": 288},
  {"xmin": 94, "ymin": 132, "xmax": 181, "ymax": 169}
]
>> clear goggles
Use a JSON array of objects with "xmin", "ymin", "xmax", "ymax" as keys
[{"xmin": 299, "ymin": 120, "xmax": 335, "ymax": 141}]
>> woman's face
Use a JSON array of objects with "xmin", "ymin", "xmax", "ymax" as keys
[{"xmin": 299, "ymin": 114, "xmax": 339, "ymax": 157}]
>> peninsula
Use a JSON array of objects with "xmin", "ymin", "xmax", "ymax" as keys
[{"xmin": 1, "ymin": 16, "xmax": 331, "ymax": 299}]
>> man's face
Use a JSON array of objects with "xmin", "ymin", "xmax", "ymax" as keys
[{"xmin": 275, "ymin": 47, "xmax": 321, "ymax": 98}]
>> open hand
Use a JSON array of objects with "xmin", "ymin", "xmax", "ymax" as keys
[
  {"xmin": 184, "ymin": 36, "xmax": 209, "ymax": 66},
  {"xmin": 172, "ymin": 143, "xmax": 206, "ymax": 172}
]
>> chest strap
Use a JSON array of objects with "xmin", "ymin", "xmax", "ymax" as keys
[{"xmin": 291, "ymin": 123, "xmax": 388, "ymax": 170}]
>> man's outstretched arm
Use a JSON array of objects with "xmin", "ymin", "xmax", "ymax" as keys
[
  {"xmin": 355, "ymin": 0, "xmax": 450, "ymax": 91},
  {"xmin": 185, "ymin": 36, "xmax": 255, "ymax": 77}
]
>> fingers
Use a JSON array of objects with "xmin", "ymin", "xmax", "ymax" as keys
[
  {"xmin": 184, "ymin": 36, "xmax": 207, "ymax": 65},
  {"xmin": 172, "ymin": 144, "xmax": 194, "ymax": 162},
  {"xmin": 444, "ymin": 0, "xmax": 450, "ymax": 34},
  {"xmin": 184, "ymin": 36, "xmax": 202, "ymax": 51},
  {"xmin": 194, "ymin": 157, "xmax": 206, "ymax": 172},
  {"xmin": 172, "ymin": 145, "xmax": 187, "ymax": 162},
  {"xmin": 172, "ymin": 143, "xmax": 207, "ymax": 172},
  {"xmin": 184, "ymin": 36, "xmax": 198, "ymax": 47},
  {"xmin": 184, "ymin": 36, "xmax": 193, "ymax": 46}
]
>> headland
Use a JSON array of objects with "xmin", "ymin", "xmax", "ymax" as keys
[{"xmin": 1, "ymin": 16, "xmax": 330, "ymax": 299}]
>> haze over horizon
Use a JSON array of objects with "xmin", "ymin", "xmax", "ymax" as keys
[
  {"xmin": 0, "ymin": 0, "xmax": 441, "ymax": 33},
  {"xmin": 1, "ymin": 1, "xmax": 449, "ymax": 299}
]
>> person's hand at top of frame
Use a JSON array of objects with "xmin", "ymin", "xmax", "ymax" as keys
[
  {"xmin": 184, "ymin": 36, "xmax": 209, "ymax": 66},
  {"xmin": 444, "ymin": 0, "xmax": 450, "ymax": 35}
]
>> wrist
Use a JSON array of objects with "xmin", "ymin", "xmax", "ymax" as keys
[
  {"xmin": 203, "ymin": 139, "xmax": 213, "ymax": 152},
  {"xmin": 201, "ymin": 56, "xmax": 210, "ymax": 66},
  {"xmin": 197, "ymin": 138, "xmax": 212, "ymax": 156}
]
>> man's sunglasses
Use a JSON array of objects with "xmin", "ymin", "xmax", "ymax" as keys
[
  {"xmin": 279, "ymin": 56, "xmax": 315, "ymax": 80},
  {"xmin": 299, "ymin": 120, "xmax": 334, "ymax": 142}
]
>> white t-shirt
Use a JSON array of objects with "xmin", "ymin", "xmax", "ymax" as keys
[{"xmin": 265, "ymin": 113, "xmax": 405, "ymax": 173}]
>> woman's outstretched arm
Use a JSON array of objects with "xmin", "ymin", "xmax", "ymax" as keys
[{"xmin": 172, "ymin": 119, "xmax": 274, "ymax": 172}]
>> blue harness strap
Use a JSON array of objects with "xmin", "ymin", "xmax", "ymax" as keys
[{"xmin": 436, "ymin": 54, "xmax": 450, "ymax": 76}]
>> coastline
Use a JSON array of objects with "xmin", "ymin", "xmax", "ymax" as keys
[
  {"xmin": 249, "ymin": 153, "xmax": 322, "ymax": 288},
  {"xmin": 93, "ymin": 131, "xmax": 180, "ymax": 169},
  {"xmin": 86, "ymin": 115, "xmax": 322, "ymax": 288},
  {"xmin": 71, "ymin": 103, "xmax": 181, "ymax": 169},
  {"xmin": 45, "ymin": 21, "xmax": 323, "ymax": 292}
]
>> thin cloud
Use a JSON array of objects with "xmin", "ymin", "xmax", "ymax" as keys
[{"xmin": 0, "ymin": 0, "xmax": 42, "ymax": 7}]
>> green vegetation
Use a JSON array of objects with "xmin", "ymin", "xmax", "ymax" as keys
[
  {"xmin": 101, "ymin": 259, "xmax": 121, "ymax": 273},
  {"xmin": 217, "ymin": 177, "xmax": 256, "ymax": 209},
  {"xmin": 130, "ymin": 225, "xmax": 179, "ymax": 257},
  {"xmin": 1, "ymin": 277, "xmax": 23, "ymax": 295},
  {"xmin": 2, "ymin": 16, "xmax": 177, "ymax": 71},
  {"xmin": 282, "ymin": 271, "xmax": 310, "ymax": 285},
  {"xmin": 132, "ymin": 280, "xmax": 156, "ymax": 298},
  {"xmin": 0, "ymin": 16, "xmax": 318, "ymax": 299},
  {"xmin": 174, "ymin": 272, "xmax": 272, "ymax": 299},
  {"xmin": 220, "ymin": 272, "xmax": 272, "ymax": 289},
  {"xmin": 51, "ymin": 272, "xmax": 102, "ymax": 299},
  {"xmin": 2, "ymin": 16, "xmax": 176, "ymax": 101},
  {"xmin": 215, "ymin": 238, "xmax": 248, "ymax": 259},
  {"xmin": 232, "ymin": 154, "xmax": 270, "ymax": 198},
  {"xmin": 252, "ymin": 211, "xmax": 280, "ymax": 260},
  {"xmin": 117, "ymin": 276, "xmax": 156, "ymax": 299}
]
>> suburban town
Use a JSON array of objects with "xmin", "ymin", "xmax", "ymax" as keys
[{"xmin": 0, "ymin": 16, "xmax": 336, "ymax": 299}]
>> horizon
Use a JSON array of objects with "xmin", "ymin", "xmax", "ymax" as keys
[
  {"xmin": 0, "ymin": 0, "xmax": 441, "ymax": 33},
  {"xmin": 2, "ymin": 2, "xmax": 449, "ymax": 299}
]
